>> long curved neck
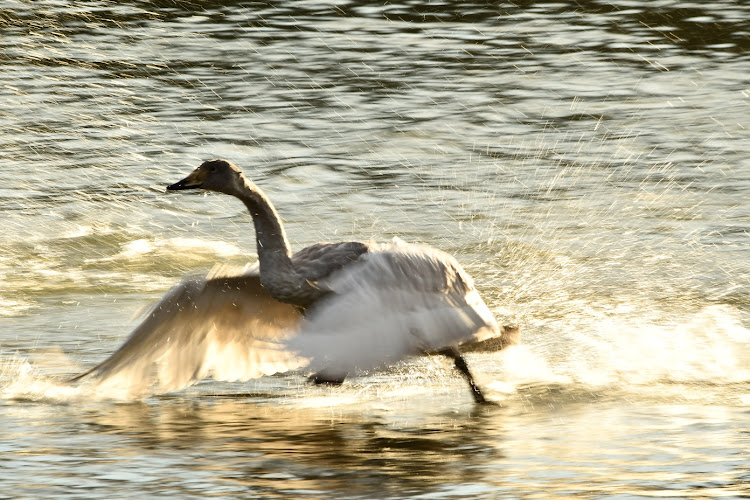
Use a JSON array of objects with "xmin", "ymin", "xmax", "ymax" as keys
[
  {"xmin": 233, "ymin": 177, "xmax": 320, "ymax": 306},
  {"xmin": 236, "ymin": 178, "xmax": 291, "ymax": 256}
]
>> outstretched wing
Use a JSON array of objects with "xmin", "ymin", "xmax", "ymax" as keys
[
  {"xmin": 71, "ymin": 266, "xmax": 304, "ymax": 397},
  {"xmin": 287, "ymin": 240, "xmax": 500, "ymax": 381}
]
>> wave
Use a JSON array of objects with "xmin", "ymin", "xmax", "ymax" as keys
[
  {"xmin": 480, "ymin": 305, "xmax": 750, "ymax": 405},
  {"xmin": 2, "ymin": 305, "xmax": 748, "ymax": 406}
]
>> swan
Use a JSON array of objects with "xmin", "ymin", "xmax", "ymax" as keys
[{"xmin": 71, "ymin": 159, "xmax": 518, "ymax": 403}]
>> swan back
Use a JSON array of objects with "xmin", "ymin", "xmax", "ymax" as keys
[{"xmin": 291, "ymin": 241, "xmax": 371, "ymax": 282}]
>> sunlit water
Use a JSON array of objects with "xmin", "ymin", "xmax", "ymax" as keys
[{"xmin": 2, "ymin": 1, "xmax": 750, "ymax": 497}]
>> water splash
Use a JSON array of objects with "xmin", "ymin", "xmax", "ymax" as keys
[
  {"xmin": 3, "ymin": 305, "xmax": 748, "ymax": 407},
  {"xmin": 481, "ymin": 304, "xmax": 750, "ymax": 403},
  {"xmin": 0, "ymin": 352, "xmax": 83, "ymax": 403}
]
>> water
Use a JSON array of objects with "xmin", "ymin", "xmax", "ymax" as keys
[{"xmin": 2, "ymin": 0, "xmax": 750, "ymax": 497}]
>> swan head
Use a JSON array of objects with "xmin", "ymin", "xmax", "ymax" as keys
[{"xmin": 167, "ymin": 159, "xmax": 246, "ymax": 196}]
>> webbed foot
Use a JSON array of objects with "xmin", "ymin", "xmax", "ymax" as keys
[{"xmin": 308, "ymin": 373, "xmax": 346, "ymax": 386}]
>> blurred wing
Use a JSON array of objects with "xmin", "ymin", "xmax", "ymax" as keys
[
  {"xmin": 71, "ymin": 266, "xmax": 303, "ymax": 397},
  {"xmin": 287, "ymin": 241, "xmax": 499, "ymax": 380}
]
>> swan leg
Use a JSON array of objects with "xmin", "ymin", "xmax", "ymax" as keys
[
  {"xmin": 308, "ymin": 373, "xmax": 346, "ymax": 385},
  {"xmin": 439, "ymin": 347, "xmax": 489, "ymax": 404}
]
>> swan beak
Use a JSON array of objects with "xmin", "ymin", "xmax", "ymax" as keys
[{"xmin": 167, "ymin": 169, "xmax": 205, "ymax": 191}]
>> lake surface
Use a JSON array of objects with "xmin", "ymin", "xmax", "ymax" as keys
[{"xmin": 2, "ymin": 1, "xmax": 750, "ymax": 497}]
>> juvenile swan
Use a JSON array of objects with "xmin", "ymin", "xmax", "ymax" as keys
[{"xmin": 71, "ymin": 159, "xmax": 517, "ymax": 403}]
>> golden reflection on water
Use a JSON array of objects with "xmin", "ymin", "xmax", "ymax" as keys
[
  {"xmin": 5, "ymin": 390, "xmax": 749, "ymax": 498},
  {"xmin": 62, "ymin": 395, "xmax": 504, "ymax": 497}
]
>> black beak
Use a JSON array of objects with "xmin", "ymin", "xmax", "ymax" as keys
[
  {"xmin": 166, "ymin": 177, "xmax": 198, "ymax": 191},
  {"xmin": 166, "ymin": 168, "xmax": 206, "ymax": 191}
]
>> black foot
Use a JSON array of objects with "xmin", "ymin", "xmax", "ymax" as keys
[
  {"xmin": 439, "ymin": 347, "xmax": 493, "ymax": 404},
  {"xmin": 308, "ymin": 373, "xmax": 345, "ymax": 386}
]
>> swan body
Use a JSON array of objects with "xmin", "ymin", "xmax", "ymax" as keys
[
  {"xmin": 287, "ymin": 238, "xmax": 501, "ymax": 383},
  {"xmin": 71, "ymin": 160, "xmax": 518, "ymax": 402}
]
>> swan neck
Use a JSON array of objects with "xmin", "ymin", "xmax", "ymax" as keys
[
  {"xmin": 236, "ymin": 178, "xmax": 292, "ymax": 256},
  {"xmin": 235, "ymin": 177, "xmax": 321, "ymax": 306}
]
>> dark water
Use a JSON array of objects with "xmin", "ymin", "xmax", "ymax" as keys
[{"xmin": 2, "ymin": 1, "xmax": 750, "ymax": 498}]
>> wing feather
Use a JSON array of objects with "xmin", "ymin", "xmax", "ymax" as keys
[{"xmin": 71, "ymin": 266, "xmax": 303, "ymax": 397}]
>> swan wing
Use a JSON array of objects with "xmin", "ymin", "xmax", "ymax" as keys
[
  {"xmin": 287, "ymin": 241, "xmax": 500, "ymax": 380},
  {"xmin": 71, "ymin": 265, "xmax": 303, "ymax": 397},
  {"xmin": 291, "ymin": 241, "xmax": 370, "ymax": 281}
]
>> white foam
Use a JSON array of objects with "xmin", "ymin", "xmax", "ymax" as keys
[
  {"xmin": 4, "ymin": 306, "xmax": 748, "ymax": 405},
  {"xmin": 112, "ymin": 237, "xmax": 243, "ymax": 261},
  {"xmin": 486, "ymin": 305, "xmax": 750, "ymax": 392},
  {"xmin": 0, "ymin": 354, "xmax": 84, "ymax": 403}
]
